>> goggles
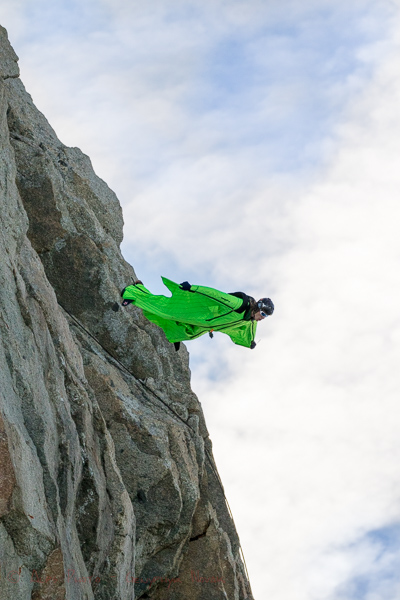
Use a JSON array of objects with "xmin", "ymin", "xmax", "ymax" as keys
[{"xmin": 260, "ymin": 311, "xmax": 269, "ymax": 318}]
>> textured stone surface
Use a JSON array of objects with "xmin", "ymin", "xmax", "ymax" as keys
[
  {"xmin": 0, "ymin": 26, "xmax": 19, "ymax": 79},
  {"xmin": 0, "ymin": 414, "xmax": 16, "ymax": 517},
  {"xmin": 0, "ymin": 25, "xmax": 253, "ymax": 599}
]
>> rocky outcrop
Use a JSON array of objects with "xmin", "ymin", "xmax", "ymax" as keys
[{"xmin": 0, "ymin": 25, "xmax": 253, "ymax": 600}]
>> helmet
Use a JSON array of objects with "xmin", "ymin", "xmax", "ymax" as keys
[{"xmin": 257, "ymin": 298, "xmax": 274, "ymax": 315}]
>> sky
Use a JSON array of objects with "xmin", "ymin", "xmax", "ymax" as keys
[{"xmin": 1, "ymin": 1, "xmax": 400, "ymax": 599}]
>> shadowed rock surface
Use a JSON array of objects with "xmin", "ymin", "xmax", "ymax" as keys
[{"xmin": 0, "ymin": 25, "xmax": 253, "ymax": 600}]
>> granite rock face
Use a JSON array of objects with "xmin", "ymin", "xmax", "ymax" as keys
[{"xmin": 0, "ymin": 25, "xmax": 253, "ymax": 600}]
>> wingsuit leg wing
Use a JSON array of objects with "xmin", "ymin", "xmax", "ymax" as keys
[{"xmin": 121, "ymin": 281, "xmax": 209, "ymax": 344}]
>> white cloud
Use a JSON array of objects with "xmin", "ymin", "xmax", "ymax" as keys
[{"xmin": 190, "ymin": 15, "xmax": 400, "ymax": 599}]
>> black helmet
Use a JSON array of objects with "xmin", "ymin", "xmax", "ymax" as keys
[{"xmin": 257, "ymin": 298, "xmax": 274, "ymax": 315}]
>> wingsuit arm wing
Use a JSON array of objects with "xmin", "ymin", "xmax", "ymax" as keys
[
  {"xmin": 162, "ymin": 278, "xmax": 243, "ymax": 311},
  {"xmin": 185, "ymin": 283, "xmax": 243, "ymax": 311},
  {"xmin": 225, "ymin": 320, "xmax": 257, "ymax": 349}
]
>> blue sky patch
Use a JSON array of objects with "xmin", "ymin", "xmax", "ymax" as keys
[
  {"xmin": 183, "ymin": 4, "xmax": 392, "ymax": 173},
  {"xmin": 333, "ymin": 524, "xmax": 400, "ymax": 600}
]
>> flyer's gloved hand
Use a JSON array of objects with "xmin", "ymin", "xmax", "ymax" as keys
[
  {"xmin": 180, "ymin": 281, "xmax": 192, "ymax": 291},
  {"xmin": 250, "ymin": 341, "xmax": 256, "ymax": 349}
]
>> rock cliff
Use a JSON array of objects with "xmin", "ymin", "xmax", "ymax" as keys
[{"xmin": 0, "ymin": 26, "xmax": 253, "ymax": 600}]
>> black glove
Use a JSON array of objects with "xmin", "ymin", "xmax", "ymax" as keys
[
  {"xmin": 250, "ymin": 341, "xmax": 256, "ymax": 349},
  {"xmin": 180, "ymin": 281, "xmax": 192, "ymax": 291}
]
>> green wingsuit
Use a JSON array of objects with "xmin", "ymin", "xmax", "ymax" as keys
[{"xmin": 122, "ymin": 278, "xmax": 257, "ymax": 348}]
